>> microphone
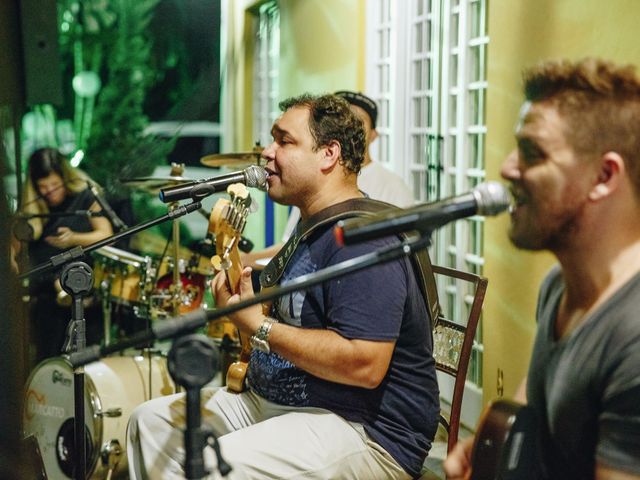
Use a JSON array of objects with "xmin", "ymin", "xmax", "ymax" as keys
[
  {"xmin": 335, "ymin": 182, "xmax": 510, "ymax": 246},
  {"xmin": 159, "ymin": 165, "xmax": 268, "ymax": 203},
  {"xmin": 88, "ymin": 181, "xmax": 127, "ymax": 231}
]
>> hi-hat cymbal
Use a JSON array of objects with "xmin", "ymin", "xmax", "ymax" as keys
[
  {"xmin": 200, "ymin": 150, "xmax": 262, "ymax": 168},
  {"xmin": 120, "ymin": 175, "xmax": 193, "ymax": 192}
]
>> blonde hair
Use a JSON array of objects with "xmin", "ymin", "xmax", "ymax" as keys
[{"xmin": 21, "ymin": 148, "xmax": 91, "ymax": 240}]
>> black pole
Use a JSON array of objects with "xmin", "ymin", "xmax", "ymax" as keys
[
  {"xmin": 59, "ymin": 261, "xmax": 93, "ymax": 480},
  {"xmin": 167, "ymin": 334, "xmax": 231, "ymax": 478}
]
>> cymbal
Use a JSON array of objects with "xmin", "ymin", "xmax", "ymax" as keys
[
  {"xmin": 200, "ymin": 151, "xmax": 262, "ymax": 168},
  {"xmin": 120, "ymin": 175, "xmax": 192, "ymax": 192}
]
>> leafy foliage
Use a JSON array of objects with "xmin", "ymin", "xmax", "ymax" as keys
[{"xmin": 58, "ymin": 0, "xmax": 174, "ymax": 198}]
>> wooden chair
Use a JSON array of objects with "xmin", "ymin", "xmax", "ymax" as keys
[{"xmin": 431, "ymin": 264, "xmax": 488, "ymax": 454}]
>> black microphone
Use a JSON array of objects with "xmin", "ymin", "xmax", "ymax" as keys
[
  {"xmin": 88, "ymin": 181, "xmax": 127, "ymax": 231},
  {"xmin": 159, "ymin": 165, "xmax": 268, "ymax": 203},
  {"xmin": 335, "ymin": 182, "xmax": 510, "ymax": 245}
]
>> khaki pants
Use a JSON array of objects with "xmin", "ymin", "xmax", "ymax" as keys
[{"xmin": 127, "ymin": 387, "xmax": 411, "ymax": 480}]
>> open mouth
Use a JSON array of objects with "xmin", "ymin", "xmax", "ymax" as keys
[
  {"xmin": 509, "ymin": 188, "xmax": 527, "ymax": 213},
  {"xmin": 265, "ymin": 168, "xmax": 278, "ymax": 180}
]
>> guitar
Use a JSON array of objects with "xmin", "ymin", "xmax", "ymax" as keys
[
  {"xmin": 207, "ymin": 183, "xmax": 254, "ymax": 393},
  {"xmin": 470, "ymin": 399, "xmax": 540, "ymax": 480}
]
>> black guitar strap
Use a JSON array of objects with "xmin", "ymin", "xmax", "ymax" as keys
[{"xmin": 259, "ymin": 198, "xmax": 440, "ymax": 323}]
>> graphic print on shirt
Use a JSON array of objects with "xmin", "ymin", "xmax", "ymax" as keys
[{"xmin": 248, "ymin": 244, "xmax": 316, "ymax": 406}]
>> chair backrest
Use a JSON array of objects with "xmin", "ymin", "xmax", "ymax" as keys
[{"xmin": 431, "ymin": 264, "xmax": 488, "ymax": 453}]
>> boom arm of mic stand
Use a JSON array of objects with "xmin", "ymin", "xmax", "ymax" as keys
[
  {"xmin": 67, "ymin": 232, "xmax": 433, "ymax": 368},
  {"xmin": 18, "ymin": 201, "xmax": 203, "ymax": 280}
]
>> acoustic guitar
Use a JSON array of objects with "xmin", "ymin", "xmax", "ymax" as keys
[
  {"xmin": 470, "ymin": 399, "xmax": 540, "ymax": 480},
  {"xmin": 207, "ymin": 183, "xmax": 254, "ymax": 393}
]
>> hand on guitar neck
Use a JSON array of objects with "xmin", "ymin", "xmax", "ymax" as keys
[{"xmin": 208, "ymin": 183, "xmax": 263, "ymax": 392}]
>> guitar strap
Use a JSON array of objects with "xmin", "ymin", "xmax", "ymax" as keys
[{"xmin": 259, "ymin": 198, "xmax": 440, "ymax": 323}]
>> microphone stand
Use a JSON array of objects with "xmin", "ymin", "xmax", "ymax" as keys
[
  {"xmin": 167, "ymin": 334, "xmax": 232, "ymax": 479},
  {"xmin": 59, "ymin": 261, "xmax": 94, "ymax": 480},
  {"xmin": 19, "ymin": 200, "xmax": 202, "ymax": 480}
]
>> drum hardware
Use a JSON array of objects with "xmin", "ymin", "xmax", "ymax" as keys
[
  {"xmin": 95, "ymin": 408, "xmax": 122, "ymax": 418},
  {"xmin": 151, "ymin": 255, "xmax": 208, "ymax": 318},
  {"xmin": 100, "ymin": 439, "xmax": 123, "ymax": 480}
]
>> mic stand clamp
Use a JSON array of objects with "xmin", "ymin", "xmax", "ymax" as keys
[
  {"xmin": 167, "ymin": 334, "xmax": 231, "ymax": 479},
  {"xmin": 59, "ymin": 261, "xmax": 94, "ymax": 480}
]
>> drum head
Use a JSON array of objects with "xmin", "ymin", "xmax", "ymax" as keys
[{"xmin": 23, "ymin": 358, "xmax": 101, "ymax": 479}]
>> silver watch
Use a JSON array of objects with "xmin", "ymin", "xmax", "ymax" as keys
[{"xmin": 250, "ymin": 318, "xmax": 277, "ymax": 354}]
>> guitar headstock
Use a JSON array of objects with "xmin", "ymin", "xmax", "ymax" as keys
[{"xmin": 208, "ymin": 183, "xmax": 253, "ymax": 292}]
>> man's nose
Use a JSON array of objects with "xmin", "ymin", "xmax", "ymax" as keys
[
  {"xmin": 261, "ymin": 142, "xmax": 276, "ymax": 161},
  {"xmin": 500, "ymin": 150, "xmax": 520, "ymax": 181}
]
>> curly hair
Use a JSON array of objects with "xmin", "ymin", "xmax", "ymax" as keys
[
  {"xmin": 279, "ymin": 93, "xmax": 366, "ymax": 174},
  {"xmin": 523, "ymin": 58, "xmax": 640, "ymax": 195}
]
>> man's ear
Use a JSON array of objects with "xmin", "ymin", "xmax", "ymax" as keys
[
  {"xmin": 319, "ymin": 140, "xmax": 342, "ymax": 172},
  {"xmin": 588, "ymin": 151, "xmax": 624, "ymax": 201},
  {"xmin": 369, "ymin": 128, "xmax": 379, "ymax": 144}
]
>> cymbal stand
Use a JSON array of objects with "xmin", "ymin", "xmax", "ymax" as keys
[
  {"xmin": 171, "ymin": 202, "xmax": 184, "ymax": 316},
  {"xmin": 100, "ymin": 275, "xmax": 113, "ymax": 346},
  {"xmin": 59, "ymin": 261, "xmax": 94, "ymax": 480}
]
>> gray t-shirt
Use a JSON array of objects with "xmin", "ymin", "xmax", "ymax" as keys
[{"xmin": 528, "ymin": 266, "xmax": 640, "ymax": 479}]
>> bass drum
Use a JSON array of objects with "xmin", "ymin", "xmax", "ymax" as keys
[{"xmin": 23, "ymin": 354, "xmax": 177, "ymax": 479}]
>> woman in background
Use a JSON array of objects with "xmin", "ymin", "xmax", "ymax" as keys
[{"xmin": 13, "ymin": 147, "xmax": 112, "ymax": 366}]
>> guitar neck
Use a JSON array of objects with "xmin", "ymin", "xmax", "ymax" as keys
[{"xmin": 224, "ymin": 246, "xmax": 243, "ymax": 293}]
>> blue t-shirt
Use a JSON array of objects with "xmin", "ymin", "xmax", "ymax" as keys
[{"xmin": 248, "ymin": 224, "xmax": 440, "ymax": 477}]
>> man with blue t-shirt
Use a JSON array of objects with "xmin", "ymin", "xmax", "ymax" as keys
[{"xmin": 128, "ymin": 93, "xmax": 440, "ymax": 479}]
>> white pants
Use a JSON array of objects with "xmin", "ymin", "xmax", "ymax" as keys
[{"xmin": 127, "ymin": 387, "xmax": 411, "ymax": 480}]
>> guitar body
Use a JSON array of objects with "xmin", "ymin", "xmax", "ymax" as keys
[
  {"xmin": 470, "ymin": 399, "xmax": 540, "ymax": 480},
  {"xmin": 207, "ymin": 184, "xmax": 255, "ymax": 393}
]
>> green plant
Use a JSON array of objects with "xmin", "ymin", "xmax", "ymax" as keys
[{"xmin": 58, "ymin": 0, "xmax": 174, "ymax": 197}]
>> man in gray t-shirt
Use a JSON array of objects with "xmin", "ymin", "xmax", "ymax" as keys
[
  {"xmin": 530, "ymin": 266, "xmax": 640, "ymax": 478},
  {"xmin": 445, "ymin": 58, "xmax": 640, "ymax": 479}
]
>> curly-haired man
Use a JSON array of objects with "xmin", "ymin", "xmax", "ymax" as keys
[{"xmin": 128, "ymin": 94, "xmax": 440, "ymax": 479}]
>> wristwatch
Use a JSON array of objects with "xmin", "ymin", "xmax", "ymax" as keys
[{"xmin": 250, "ymin": 317, "xmax": 277, "ymax": 354}]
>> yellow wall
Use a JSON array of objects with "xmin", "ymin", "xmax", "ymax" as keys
[
  {"xmin": 279, "ymin": 0, "xmax": 366, "ymax": 97},
  {"xmin": 223, "ymin": 0, "xmax": 366, "ymax": 246},
  {"xmin": 483, "ymin": 0, "xmax": 640, "ymax": 402}
]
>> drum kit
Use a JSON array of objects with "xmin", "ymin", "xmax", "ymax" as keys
[{"xmin": 23, "ymin": 149, "xmax": 263, "ymax": 479}]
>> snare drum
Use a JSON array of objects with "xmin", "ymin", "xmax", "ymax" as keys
[
  {"xmin": 23, "ymin": 354, "xmax": 176, "ymax": 479},
  {"xmin": 92, "ymin": 246, "xmax": 153, "ymax": 305}
]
